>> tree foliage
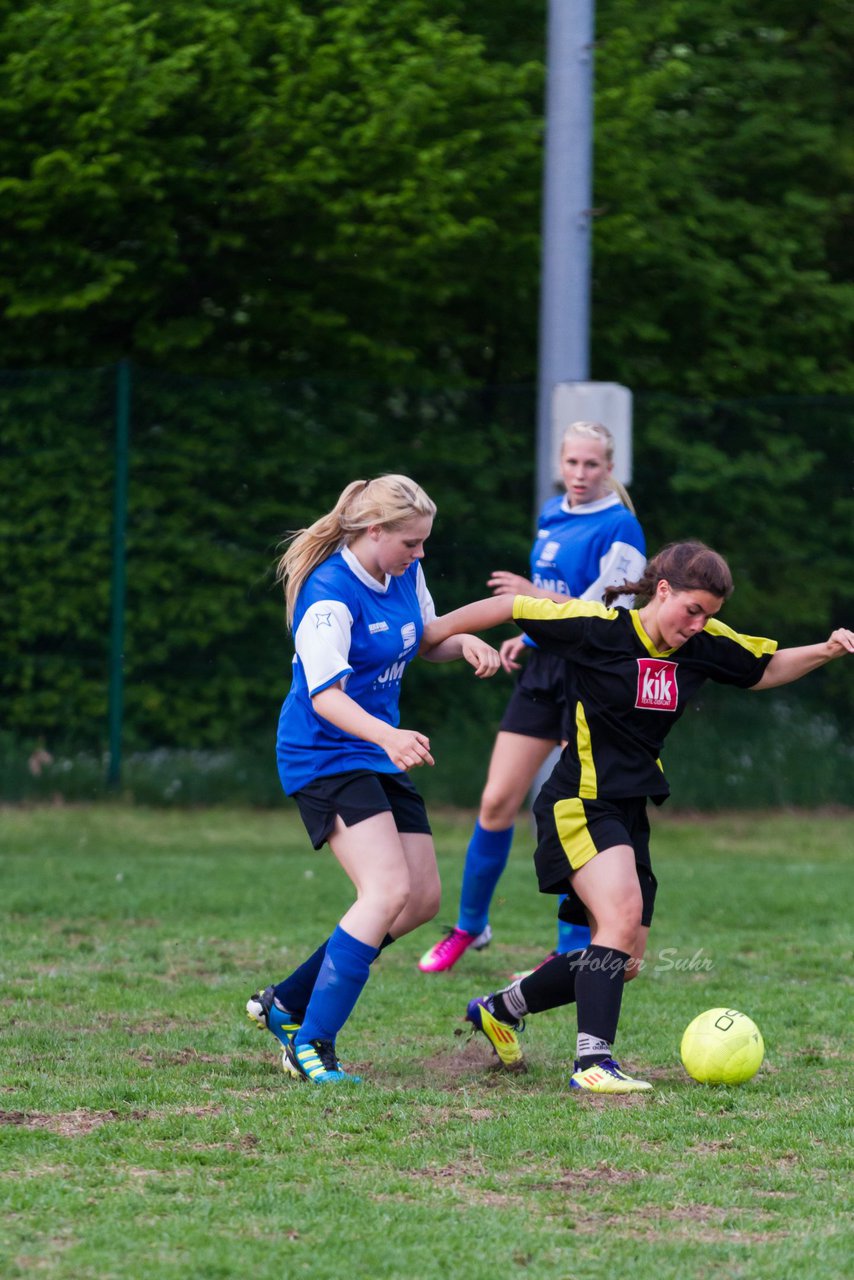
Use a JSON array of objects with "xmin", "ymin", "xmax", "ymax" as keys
[
  {"xmin": 1, "ymin": 2, "xmax": 851, "ymax": 772},
  {"xmin": 1, "ymin": 0, "xmax": 852, "ymax": 392},
  {"xmin": 2, "ymin": 367, "xmax": 851, "ymax": 756},
  {"xmin": 0, "ymin": 0, "xmax": 542, "ymax": 384},
  {"xmin": 592, "ymin": 0, "xmax": 854, "ymax": 395}
]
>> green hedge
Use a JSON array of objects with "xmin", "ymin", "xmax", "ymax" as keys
[{"xmin": 2, "ymin": 365, "xmax": 851, "ymax": 807}]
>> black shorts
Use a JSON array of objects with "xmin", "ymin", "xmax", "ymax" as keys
[
  {"xmin": 532, "ymin": 786, "xmax": 658, "ymax": 928},
  {"xmin": 498, "ymin": 648, "xmax": 572, "ymax": 742},
  {"xmin": 292, "ymin": 769, "xmax": 432, "ymax": 850}
]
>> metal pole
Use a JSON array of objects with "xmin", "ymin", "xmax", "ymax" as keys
[
  {"xmin": 533, "ymin": 1, "xmax": 595, "ymax": 803},
  {"xmin": 107, "ymin": 358, "xmax": 131, "ymax": 789},
  {"xmin": 536, "ymin": 0, "xmax": 595, "ymax": 514}
]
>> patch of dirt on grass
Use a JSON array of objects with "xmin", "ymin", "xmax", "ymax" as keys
[
  {"xmin": 0, "ymin": 1109, "xmax": 121, "ymax": 1135},
  {"xmin": 397, "ymin": 1162, "xmax": 527, "ymax": 1208},
  {"xmin": 561, "ymin": 1202, "xmax": 788, "ymax": 1243},
  {"xmin": 409, "ymin": 1158, "xmax": 488, "ymax": 1181},
  {"xmin": 0, "ymin": 1163, "xmax": 72, "ymax": 1179},
  {"xmin": 111, "ymin": 1015, "xmax": 193, "ymax": 1035},
  {"xmin": 0, "ymin": 1104, "xmax": 223, "ymax": 1134},
  {"xmin": 642, "ymin": 1065, "xmax": 684, "ymax": 1083},
  {"xmin": 533, "ymin": 1162, "xmax": 643, "ymax": 1191},
  {"xmin": 131, "ymin": 1104, "xmax": 224, "ymax": 1119},
  {"xmin": 569, "ymin": 1091, "xmax": 652, "ymax": 1108},
  {"xmin": 413, "ymin": 1103, "xmax": 496, "ymax": 1126},
  {"xmin": 128, "ymin": 1047, "xmax": 235, "ymax": 1065},
  {"xmin": 420, "ymin": 1037, "xmax": 528, "ymax": 1086}
]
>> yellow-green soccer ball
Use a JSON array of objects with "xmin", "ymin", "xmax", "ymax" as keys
[{"xmin": 680, "ymin": 1008, "xmax": 764, "ymax": 1085}]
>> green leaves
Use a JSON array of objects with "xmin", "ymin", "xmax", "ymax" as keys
[
  {"xmin": 0, "ymin": 0, "xmax": 542, "ymax": 382},
  {"xmin": 593, "ymin": 0, "xmax": 854, "ymax": 395}
]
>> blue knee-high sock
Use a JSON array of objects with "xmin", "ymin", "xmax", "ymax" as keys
[
  {"xmin": 556, "ymin": 898, "xmax": 591, "ymax": 954},
  {"xmin": 273, "ymin": 933, "xmax": 395, "ymax": 1021},
  {"xmin": 296, "ymin": 926, "xmax": 378, "ymax": 1046},
  {"xmin": 273, "ymin": 941, "xmax": 328, "ymax": 1021},
  {"xmin": 457, "ymin": 822, "xmax": 515, "ymax": 935}
]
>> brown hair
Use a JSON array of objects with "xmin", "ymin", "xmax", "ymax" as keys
[
  {"xmin": 276, "ymin": 475, "xmax": 436, "ymax": 627},
  {"xmin": 603, "ymin": 540, "xmax": 733, "ymax": 607}
]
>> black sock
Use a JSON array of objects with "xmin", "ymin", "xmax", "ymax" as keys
[
  {"xmin": 490, "ymin": 991, "xmax": 516, "ymax": 1023},
  {"xmin": 378, "ymin": 933, "xmax": 395, "ymax": 952},
  {"xmin": 490, "ymin": 949, "xmax": 585, "ymax": 1023},
  {"xmin": 519, "ymin": 949, "xmax": 585, "ymax": 1014},
  {"xmin": 574, "ymin": 945, "xmax": 629, "ymax": 1068}
]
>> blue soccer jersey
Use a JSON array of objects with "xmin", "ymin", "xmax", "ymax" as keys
[
  {"xmin": 530, "ymin": 492, "xmax": 646, "ymax": 602},
  {"xmin": 276, "ymin": 546, "xmax": 436, "ymax": 794}
]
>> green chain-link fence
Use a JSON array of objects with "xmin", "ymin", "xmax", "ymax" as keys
[{"xmin": 1, "ymin": 364, "xmax": 851, "ymax": 808}]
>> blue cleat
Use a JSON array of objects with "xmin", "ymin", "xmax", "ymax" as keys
[
  {"xmin": 246, "ymin": 985, "xmax": 302, "ymax": 1077},
  {"xmin": 284, "ymin": 1038, "xmax": 362, "ymax": 1085}
]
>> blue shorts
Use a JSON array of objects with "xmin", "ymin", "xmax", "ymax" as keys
[{"xmin": 292, "ymin": 769, "xmax": 431, "ymax": 850}]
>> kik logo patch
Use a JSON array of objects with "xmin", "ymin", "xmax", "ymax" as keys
[{"xmin": 635, "ymin": 658, "xmax": 679, "ymax": 712}]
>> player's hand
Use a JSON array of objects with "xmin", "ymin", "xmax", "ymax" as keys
[
  {"xmin": 380, "ymin": 727, "xmax": 434, "ymax": 770},
  {"xmin": 461, "ymin": 637, "xmax": 501, "ymax": 679},
  {"xmin": 499, "ymin": 635, "xmax": 527, "ymax": 673},
  {"xmin": 487, "ymin": 570, "xmax": 534, "ymax": 598},
  {"xmin": 827, "ymin": 628, "xmax": 854, "ymax": 658}
]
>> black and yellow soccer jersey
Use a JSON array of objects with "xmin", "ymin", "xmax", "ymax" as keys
[{"xmin": 512, "ymin": 597, "xmax": 778, "ymax": 802}]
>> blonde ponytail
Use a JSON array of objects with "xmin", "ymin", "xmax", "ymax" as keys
[{"xmin": 276, "ymin": 475, "xmax": 436, "ymax": 628}]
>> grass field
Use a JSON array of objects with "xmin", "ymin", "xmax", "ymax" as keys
[{"xmin": 1, "ymin": 804, "xmax": 851, "ymax": 1279}]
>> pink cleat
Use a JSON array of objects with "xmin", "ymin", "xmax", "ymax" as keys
[{"xmin": 418, "ymin": 924, "xmax": 492, "ymax": 973}]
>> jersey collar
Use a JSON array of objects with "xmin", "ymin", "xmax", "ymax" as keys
[
  {"xmin": 560, "ymin": 491, "xmax": 622, "ymax": 516},
  {"xmin": 630, "ymin": 609, "xmax": 677, "ymax": 657},
  {"xmin": 341, "ymin": 544, "xmax": 390, "ymax": 592}
]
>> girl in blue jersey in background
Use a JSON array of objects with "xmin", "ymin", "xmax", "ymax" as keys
[
  {"xmin": 419, "ymin": 421, "xmax": 646, "ymax": 975},
  {"xmin": 247, "ymin": 475, "xmax": 499, "ymax": 1084}
]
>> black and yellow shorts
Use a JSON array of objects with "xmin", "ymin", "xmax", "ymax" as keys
[{"xmin": 532, "ymin": 785, "xmax": 657, "ymax": 927}]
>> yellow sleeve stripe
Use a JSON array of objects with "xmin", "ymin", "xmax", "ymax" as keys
[
  {"xmin": 703, "ymin": 617, "xmax": 778, "ymax": 657},
  {"xmin": 512, "ymin": 596, "xmax": 617, "ymax": 622}
]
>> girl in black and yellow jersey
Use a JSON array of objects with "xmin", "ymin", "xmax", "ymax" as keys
[{"xmin": 422, "ymin": 541, "xmax": 854, "ymax": 1093}]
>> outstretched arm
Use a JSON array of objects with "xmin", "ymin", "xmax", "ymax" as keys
[
  {"xmin": 419, "ymin": 633, "xmax": 501, "ymax": 678},
  {"xmin": 752, "ymin": 628, "xmax": 854, "ymax": 690},
  {"xmin": 421, "ymin": 595, "xmax": 517, "ymax": 650},
  {"xmin": 487, "ymin": 570, "xmax": 568, "ymax": 601}
]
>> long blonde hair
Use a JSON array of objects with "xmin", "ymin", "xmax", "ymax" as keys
[
  {"xmin": 561, "ymin": 420, "xmax": 636, "ymax": 514},
  {"xmin": 277, "ymin": 475, "xmax": 437, "ymax": 627}
]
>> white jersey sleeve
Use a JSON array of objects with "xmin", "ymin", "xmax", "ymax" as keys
[
  {"xmin": 415, "ymin": 564, "xmax": 437, "ymax": 626},
  {"xmin": 293, "ymin": 598, "xmax": 354, "ymax": 696},
  {"xmin": 579, "ymin": 541, "xmax": 646, "ymax": 607}
]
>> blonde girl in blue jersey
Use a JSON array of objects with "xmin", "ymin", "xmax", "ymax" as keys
[
  {"xmin": 246, "ymin": 475, "xmax": 499, "ymax": 1084},
  {"xmin": 421, "ymin": 541, "xmax": 853, "ymax": 1090},
  {"xmin": 418, "ymin": 421, "xmax": 646, "ymax": 975}
]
